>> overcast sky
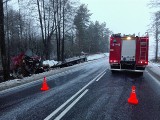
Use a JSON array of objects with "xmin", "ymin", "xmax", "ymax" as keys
[
  {"xmin": 10, "ymin": 0, "xmax": 157, "ymax": 56},
  {"xmin": 10, "ymin": 0, "xmax": 154, "ymax": 36},
  {"xmin": 80, "ymin": 0, "xmax": 153, "ymax": 36},
  {"xmin": 80, "ymin": 0, "xmax": 158, "ymax": 57}
]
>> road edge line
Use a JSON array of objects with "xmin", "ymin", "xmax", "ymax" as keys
[{"xmin": 146, "ymin": 70, "xmax": 160, "ymax": 86}]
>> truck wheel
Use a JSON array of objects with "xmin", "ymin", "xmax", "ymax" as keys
[
  {"xmin": 111, "ymin": 70, "xmax": 116, "ymax": 74},
  {"xmin": 137, "ymin": 72, "xmax": 143, "ymax": 76}
]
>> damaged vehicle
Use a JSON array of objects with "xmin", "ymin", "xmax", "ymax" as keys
[{"xmin": 11, "ymin": 49, "xmax": 44, "ymax": 78}]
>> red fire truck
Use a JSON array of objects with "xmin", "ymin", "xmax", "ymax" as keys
[{"xmin": 109, "ymin": 33, "xmax": 149, "ymax": 74}]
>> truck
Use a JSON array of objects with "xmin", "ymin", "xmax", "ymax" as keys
[
  {"xmin": 109, "ymin": 33, "xmax": 149, "ymax": 74},
  {"xmin": 11, "ymin": 50, "xmax": 44, "ymax": 78}
]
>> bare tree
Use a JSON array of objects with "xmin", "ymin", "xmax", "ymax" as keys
[
  {"xmin": 154, "ymin": 12, "xmax": 160, "ymax": 61},
  {"xmin": 148, "ymin": 0, "xmax": 160, "ymax": 61},
  {"xmin": 6, "ymin": 0, "xmax": 79, "ymax": 61},
  {"xmin": 4, "ymin": 0, "xmax": 10, "ymax": 76}
]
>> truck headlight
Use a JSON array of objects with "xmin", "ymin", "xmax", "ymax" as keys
[{"xmin": 127, "ymin": 37, "xmax": 131, "ymax": 40}]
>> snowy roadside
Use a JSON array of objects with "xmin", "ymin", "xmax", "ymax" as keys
[
  {"xmin": 0, "ymin": 53, "xmax": 159, "ymax": 92},
  {"xmin": 87, "ymin": 53, "xmax": 108, "ymax": 61},
  {"xmin": 146, "ymin": 61, "xmax": 160, "ymax": 81},
  {"xmin": 0, "ymin": 53, "xmax": 108, "ymax": 92}
]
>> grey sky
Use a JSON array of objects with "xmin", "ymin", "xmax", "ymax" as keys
[
  {"xmin": 9, "ymin": 0, "xmax": 156, "ymax": 56},
  {"xmin": 80, "ymin": 0, "xmax": 157, "ymax": 57},
  {"xmin": 80, "ymin": 0, "xmax": 152, "ymax": 35},
  {"xmin": 10, "ymin": 0, "xmax": 153, "ymax": 35}
]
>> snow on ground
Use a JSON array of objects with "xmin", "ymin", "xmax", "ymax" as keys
[
  {"xmin": 0, "ymin": 52, "xmax": 159, "ymax": 91},
  {"xmin": 148, "ymin": 50, "xmax": 160, "ymax": 76},
  {"xmin": 0, "ymin": 53, "xmax": 108, "ymax": 91},
  {"xmin": 87, "ymin": 53, "xmax": 108, "ymax": 61},
  {"xmin": 150, "ymin": 62, "xmax": 160, "ymax": 68},
  {"xmin": 43, "ymin": 60, "xmax": 58, "ymax": 67},
  {"xmin": 148, "ymin": 61, "xmax": 160, "ymax": 76}
]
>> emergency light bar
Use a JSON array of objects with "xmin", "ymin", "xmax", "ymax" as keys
[{"xmin": 127, "ymin": 37, "xmax": 131, "ymax": 40}]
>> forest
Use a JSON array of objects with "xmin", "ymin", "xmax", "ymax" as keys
[{"xmin": 0, "ymin": 0, "xmax": 111, "ymax": 81}]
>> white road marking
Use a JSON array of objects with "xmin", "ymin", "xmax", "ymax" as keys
[
  {"xmin": 44, "ymin": 68, "xmax": 107, "ymax": 120},
  {"xmin": 145, "ymin": 71, "xmax": 149, "ymax": 73},
  {"xmin": 146, "ymin": 70, "xmax": 160, "ymax": 86},
  {"xmin": 54, "ymin": 89, "xmax": 89, "ymax": 120},
  {"xmin": 96, "ymin": 72, "xmax": 106, "ymax": 82}
]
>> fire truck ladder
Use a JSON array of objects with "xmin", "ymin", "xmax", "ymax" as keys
[{"xmin": 139, "ymin": 38, "xmax": 147, "ymax": 60}]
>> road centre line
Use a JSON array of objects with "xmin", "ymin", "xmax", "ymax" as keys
[
  {"xmin": 54, "ymin": 89, "xmax": 89, "ymax": 120},
  {"xmin": 44, "ymin": 68, "xmax": 107, "ymax": 120},
  {"xmin": 96, "ymin": 72, "xmax": 106, "ymax": 82}
]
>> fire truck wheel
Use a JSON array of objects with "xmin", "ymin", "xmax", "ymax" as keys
[
  {"xmin": 111, "ymin": 70, "xmax": 116, "ymax": 74},
  {"xmin": 137, "ymin": 72, "xmax": 143, "ymax": 76}
]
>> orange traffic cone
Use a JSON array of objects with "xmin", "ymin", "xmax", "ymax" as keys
[
  {"xmin": 128, "ymin": 86, "xmax": 138, "ymax": 105},
  {"xmin": 41, "ymin": 77, "xmax": 49, "ymax": 91}
]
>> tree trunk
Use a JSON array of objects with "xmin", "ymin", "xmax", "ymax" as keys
[
  {"xmin": 61, "ymin": 4, "xmax": 65, "ymax": 61},
  {"xmin": 155, "ymin": 13, "xmax": 159, "ymax": 62},
  {"xmin": 18, "ymin": 0, "xmax": 23, "ymax": 52},
  {"xmin": 6, "ymin": 0, "xmax": 10, "ymax": 79},
  {"xmin": 37, "ymin": 0, "xmax": 46, "ymax": 59},
  {"xmin": 56, "ymin": 0, "xmax": 60, "ymax": 61},
  {"xmin": 0, "ymin": 0, "xmax": 10, "ymax": 81}
]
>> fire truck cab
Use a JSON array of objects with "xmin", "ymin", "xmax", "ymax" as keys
[{"xmin": 109, "ymin": 33, "xmax": 149, "ymax": 74}]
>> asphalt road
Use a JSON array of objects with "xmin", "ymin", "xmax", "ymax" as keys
[{"xmin": 0, "ymin": 57, "xmax": 160, "ymax": 120}]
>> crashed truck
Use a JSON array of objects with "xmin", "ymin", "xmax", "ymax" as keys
[
  {"xmin": 10, "ymin": 49, "xmax": 87, "ymax": 78},
  {"xmin": 109, "ymin": 33, "xmax": 149, "ymax": 75},
  {"xmin": 11, "ymin": 49, "xmax": 44, "ymax": 78}
]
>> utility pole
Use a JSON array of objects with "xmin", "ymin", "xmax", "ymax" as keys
[{"xmin": 0, "ymin": 0, "xmax": 10, "ymax": 81}]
